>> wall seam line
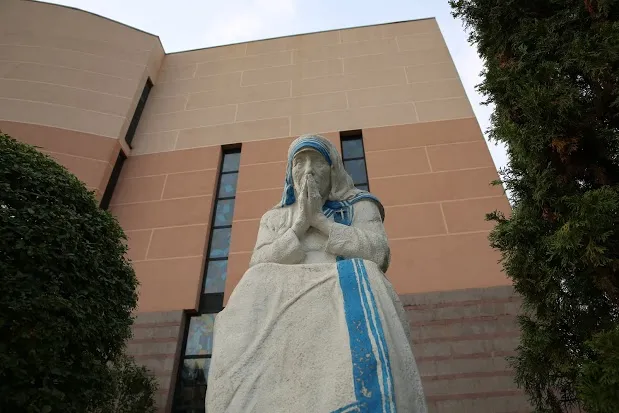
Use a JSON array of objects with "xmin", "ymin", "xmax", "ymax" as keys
[
  {"xmin": 389, "ymin": 230, "xmax": 490, "ymax": 242},
  {"xmin": 111, "ymin": 193, "xmax": 212, "ymax": 207},
  {"xmin": 439, "ymin": 203, "xmax": 449, "ymax": 234},
  {"xmin": 383, "ymin": 195, "xmax": 508, "ymax": 209},
  {"xmin": 143, "ymin": 229, "xmax": 155, "ymax": 261},
  {"xmin": 0, "ymin": 96, "xmax": 128, "ymax": 118},
  {"xmin": 0, "ymin": 58, "xmax": 145, "ymax": 82}
]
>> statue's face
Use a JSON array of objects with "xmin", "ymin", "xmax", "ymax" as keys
[{"xmin": 292, "ymin": 149, "xmax": 331, "ymax": 200}]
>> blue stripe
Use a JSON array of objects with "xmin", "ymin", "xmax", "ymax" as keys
[
  {"xmin": 355, "ymin": 259, "xmax": 396, "ymax": 413},
  {"xmin": 290, "ymin": 138, "xmax": 333, "ymax": 165},
  {"xmin": 337, "ymin": 259, "xmax": 383, "ymax": 412}
]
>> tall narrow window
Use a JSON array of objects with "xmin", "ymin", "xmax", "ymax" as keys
[
  {"xmin": 99, "ymin": 151, "xmax": 126, "ymax": 210},
  {"xmin": 125, "ymin": 78, "xmax": 153, "ymax": 148},
  {"xmin": 340, "ymin": 131, "xmax": 370, "ymax": 191},
  {"xmin": 173, "ymin": 148, "xmax": 241, "ymax": 413}
]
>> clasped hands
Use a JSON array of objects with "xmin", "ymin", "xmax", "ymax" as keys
[{"xmin": 291, "ymin": 175, "xmax": 332, "ymax": 238}]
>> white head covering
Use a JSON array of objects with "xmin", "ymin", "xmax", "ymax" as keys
[{"xmin": 277, "ymin": 134, "xmax": 385, "ymax": 222}]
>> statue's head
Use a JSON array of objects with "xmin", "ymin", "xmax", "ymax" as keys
[
  {"xmin": 280, "ymin": 134, "xmax": 362, "ymax": 208},
  {"xmin": 291, "ymin": 148, "xmax": 332, "ymax": 200}
]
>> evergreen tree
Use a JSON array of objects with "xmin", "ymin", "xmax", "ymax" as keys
[
  {"xmin": 449, "ymin": 1, "xmax": 619, "ymax": 412},
  {"xmin": 0, "ymin": 133, "xmax": 154, "ymax": 412}
]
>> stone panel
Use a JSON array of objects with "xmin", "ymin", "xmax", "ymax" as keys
[
  {"xmin": 388, "ymin": 232, "xmax": 509, "ymax": 295},
  {"xmin": 371, "ymin": 167, "xmax": 502, "ymax": 206},
  {"xmin": 111, "ymin": 195, "xmax": 212, "ymax": 231},
  {"xmin": 110, "ymin": 175, "xmax": 166, "ymax": 205},
  {"xmin": 384, "ymin": 203, "xmax": 446, "ymax": 239},
  {"xmin": 426, "ymin": 140, "xmax": 494, "ymax": 171},
  {"xmin": 416, "ymin": 97, "xmax": 475, "ymax": 122},
  {"xmin": 186, "ymin": 81, "xmax": 291, "ymax": 110},
  {"xmin": 363, "ymin": 118, "xmax": 483, "ymax": 151},
  {"xmin": 346, "ymin": 80, "xmax": 465, "ymax": 109},
  {"xmin": 195, "ymin": 50, "xmax": 292, "ymax": 77},
  {"xmin": 147, "ymin": 224, "xmax": 209, "ymax": 259},
  {"xmin": 176, "ymin": 118, "xmax": 291, "ymax": 149},
  {"xmin": 342, "ymin": 48, "xmax": 451, "ymax": 74},
  {"xmin": 401, "ymin": 286, "xmax": 530, "ymax": 412},
  {"xmin": 236, "ymin": 92, "xmax": 348, "ymax": 122},
  {"xmin": 134, "ymin": 257, "xmax": 204, "ymax": 312},
  {"xmin": 290, "ymin": 103, "xmax": 416, "ymax": 136},
  {"xmin": 365, "ymin": 146, "xmax": 431, "ymax": 178},
  {"xmin": 292, "ymin": 67, "xmax": 408, "ymax": 96},
  {"xmin": 129, "ymin": 310, "xmax": 184, "ymax": 413},
  {"xmin": 405, "ymin": 61, "xmax": 459, "ymax": 83},
  {"xmin": 442, "ymin": 197, "xmax": 512, "ymax": 234}
]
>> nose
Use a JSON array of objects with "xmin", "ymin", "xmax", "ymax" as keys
[{"xmin": 302, "ymin": 159, "xmax": 313, "ymax": 175}]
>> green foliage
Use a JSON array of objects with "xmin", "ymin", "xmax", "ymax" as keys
[
  {"xmin": 0, "ymin": 133, "xmax": 140, "ymax": 412},
  {"xmin": 450, "ymin": 1, "xmax": 619, "ymax": 412},
  {"xmin": 90, "ymin": 354, "xmax": 158, "ymax": 413},
  {"xmin": 576, "ymin": 327, "xmax": 619, "ymax": 413}
]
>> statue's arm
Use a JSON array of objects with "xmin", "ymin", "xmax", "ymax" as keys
[
  {"xmin": 323, "ymin": 201, "xmax": 391, "ymax": 272},
  {"xmin": 249, "ymin": 211, "xmax": 306, "ymax": 267}
]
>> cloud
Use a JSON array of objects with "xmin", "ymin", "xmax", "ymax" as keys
[{"xmin": 197, "ymin": 0, "xmax": 300, "ymax": 48}]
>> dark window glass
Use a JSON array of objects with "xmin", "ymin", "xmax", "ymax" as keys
[
  {"xmin": 209, "ymin": 228, "xmax": 231, "ymax": 258},
  {"xmin": 186, "ymin": 314, "xmax": 216, "ymax": 356},
  {"xmin": 204, "ymin": 260, "xmax": 228, "ymax": 294},
  {"xmin": 344, "ymin": 159, "xmax": 368, "ymax": 185},
  {"xmin": 175, "ymin": 358, "xmax": 209, "ymax": 410},
  {"xmin": 218, "ymin": 173, "xmax": 238, "ymax": 198},
  {"xmin": 125, "ymin": 79, "xmax": 153, "ymax": 148},
  {"xmin": 356, "ymin": 184, "xmax": 369, "ymax": 191},
  {"xmin": 222, "ymin": 152, "xmax": 241, "ymax": 173},
  {"xmin": 213, "ymin": 199, "xmax": 235, "ymax": 227},
  {"xmin": 181, "ymin": 358, "xmax": 211, "ymax": 386},
  {"xmin": 100, "ymin": 152, "xmax": 126, "ymax": 210},
  {"xmin": 341, "ymin": 138, "xmax": 364, "ymax": 159}
]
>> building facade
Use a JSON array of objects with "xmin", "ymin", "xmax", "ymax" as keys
[{"xmin": 1, "ymin": 1, "xmax": 527, "ymax": 411}]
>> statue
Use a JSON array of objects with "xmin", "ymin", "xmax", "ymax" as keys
[{"xmin": 205, "ymin": 135, "xmax": 427, "ymax": 412}]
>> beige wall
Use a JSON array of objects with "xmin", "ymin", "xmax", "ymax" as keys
[
  {"xmin": 0, "ymin": 0, "xmax": 164, "ymax": 140},
  {"xmin": 132, "ymin": 18, "xmax": 472, "ymax": 155},
  {"xmin": 109, "ymin": 147, "xmax": 221, "ymax": 312},
  {"xmin": 0, "ymin": 0, "xmax": 165, "ymax": 197},
  {"xmin": 0, "ymin": 2, "xmax": 510, "ymax": 315}
]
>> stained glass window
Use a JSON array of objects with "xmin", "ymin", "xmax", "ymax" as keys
[
  {"xmin": 186, "ymin": 314, "xmax": 215, "ymax": 356},
  {"xmin": 203, "ymin": 260, "xmax": 227, "ymax": 294},
  {"xmin": 214, "ymin": 199, "xmax": 235, "ymax": 227},
  {"xmin": 174, "ymin": 148, "xmax": 240, "ymax": 412},
  {"xmin": 218, "ymin": 172, "xmax": 238, "ymax": 198},
  {"xmin": 209, "ymin": 228, "xmax": 231, "ymax": 259}
]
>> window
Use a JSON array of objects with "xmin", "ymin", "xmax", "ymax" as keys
[
  {"xmin": 125, "ymin": 78, "xmax": 153, "ymax": 148},
  {"xmin": 340, "ymin": 131, "xmax": 369, "ymax": 191},
  {"xmin": 173, "ymin": 148, "xmax": 241, "ymax": 413},
  {"xmin": 99, "ymin": 151, "xmax": 126, "ymax": 210}
]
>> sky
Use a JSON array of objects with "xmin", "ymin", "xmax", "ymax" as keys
[{"xmin": 46, "ymin": 0, "xmax": 508, "ymax": 172}]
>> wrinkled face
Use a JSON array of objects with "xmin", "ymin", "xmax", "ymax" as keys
[{"xmin": 292, "ymin": 149, "xmax": 331, "ymax": 200}]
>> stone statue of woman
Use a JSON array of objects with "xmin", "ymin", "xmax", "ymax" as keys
[{"xmin": 205, "ymin": 135, "xmax": 427, "ymax": 413}]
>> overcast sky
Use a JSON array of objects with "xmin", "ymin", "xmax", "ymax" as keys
[{"xmin": 46, "ymin": 0, "xmax": 508, "ymax": 172}]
